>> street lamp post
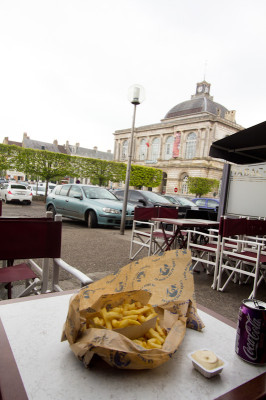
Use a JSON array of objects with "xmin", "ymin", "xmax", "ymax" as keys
[{"xmin": 120, "ymin": 84, "xmax": 145, "ymax": 235}]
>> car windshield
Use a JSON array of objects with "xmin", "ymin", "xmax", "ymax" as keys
[
  {"xmin": 141, "ymin": 191, "xmax": 171, "ymax": 204},
  {"xmin": 164, "ymin": 195, "xmax": 196, "ymax": 206},
  {"xmin": 83, "ymin": 186, "xmax": 118, "ymax": 200},
  {"xmin": 173, "ymin": 196, "xmax": 196, "ymax": 206}
]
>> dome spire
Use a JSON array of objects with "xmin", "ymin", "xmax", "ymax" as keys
[{"xmin": 203, "ymin": 60, "xmax": 208, "ymax": 81}]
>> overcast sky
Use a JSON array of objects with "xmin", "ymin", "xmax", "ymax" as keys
[{"xmin": 0, "ymin": 0, "xmax": 265, "ymax": 152}]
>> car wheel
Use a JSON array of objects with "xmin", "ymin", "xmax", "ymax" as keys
[
  {"xmin": 47, "ymin": 204, "xmax": 56, "ymax": 218},
  {"xmin": 87, "ymin": 210, "xmax": 97, "ymax": 228}
]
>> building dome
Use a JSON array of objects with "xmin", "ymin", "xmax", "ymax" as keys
[{"xmin": 164, "ymin": 81, "xmax": 229, "ymax": 120}]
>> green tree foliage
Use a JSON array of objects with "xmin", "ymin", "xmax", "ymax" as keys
[
  {"xmin": 78, "ymin": 158, "xmax": 126, "ymax": 186},
  {"xmin": 0, "ymin": 144, "xmax": 163, "ymax": 194},
  {"xmin": 13, "ymin": 147, "xmax": 73, "ymax": 197},
  {"xmin": 187, "ymin": 177, "xmax": 219, "ymax": 197},
  {"xmin": 130, "ymin": 165, "xmax": 163, "ymax": 187},
  {"xmin": 0, "ymin": 144, "xmax": 19, "ymax": 175}
]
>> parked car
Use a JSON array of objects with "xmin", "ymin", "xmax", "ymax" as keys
[
  {"xmin": 30, "ymin": 185, "xmax": 46, "ymax": 196},
  {"xmin": 29, "ymin": 182, "xmax": 57, "ymax": 196},
  {"xmin": 162, "ymin": 194, "xmax": 199, "ymax": 218},
  {"xmin": 46, "ymin": 184, "xmax": 135, "ymax": 228},
  {"xmin": 113, "ymin": 189, "xmax": 175, "ymax": 209},
  {"xmin": 0, "ymin": 183, "xmax": 33, "ymax": 204},
  {"xmin": 191, "ymin": 197, "xmax": 220, "ymax": 210}
]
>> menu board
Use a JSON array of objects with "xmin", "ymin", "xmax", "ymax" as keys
[{"xmin": 226, "ymin": 162, "xmax": 266, "ymax": 218}]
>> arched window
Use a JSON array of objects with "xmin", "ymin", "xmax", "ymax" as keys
[
  {"xmin": 121, "ymin": 140, "xmax": 128, "ymax": 160},
  {"xmin": 139, "ymin": 139, "xmax": 147, "ymax": 160},
  {"xmin": 164, "ymin": 136, "xmax": 174, "ymax": 160},
  {"xmin": 151, "ymin": 137, "xmax": 160, "ymax": 161},
  {"xmin": 185, "ymin": 132, "xmax": 197, "ymax": 159},
  {"xmin": 181, "ymin": 175, "xmax": 188, "ymax": 195}
]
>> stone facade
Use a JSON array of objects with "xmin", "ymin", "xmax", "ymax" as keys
[{"xmin": 113, "ymin": 81, "xmax": 243, "ymax": 195}]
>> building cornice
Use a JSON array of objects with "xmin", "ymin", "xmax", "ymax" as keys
[{"xmin": 113, "ymin": 113, "xmax": 243, "ymax": 136}]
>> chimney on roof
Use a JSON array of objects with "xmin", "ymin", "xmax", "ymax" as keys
[
  {"xmin": 107, "ymin": 149, "xmax": 111, "ymax": 153},
  {"xmin": 75, "ymin": 143, "xmax": 80, "ymax": 154},
  {"xmin": 225, "ymin": 110, "xmax": 236, "ymax": 123},
  {"xmin": 65, "ymin": 141, "xmax": 70, "ymax": 154},
  {"xmin": 3, "ymin": 137, "xmax": 8, "ymax": 144},
  {"xmin": 23, "ymin": 132, "xmax": 29, "ymax": 139},
  {"xmin": 93, "ymin": 146, "xmax": 98, "ymax": 151},
  {"xmin": 53, "ymin": 139, "xmax": 58, "ymax": 146}
]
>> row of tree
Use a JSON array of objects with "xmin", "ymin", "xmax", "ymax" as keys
[
  {"xmin": 0, "ymin": 143, "xmax": 163, "ymax": 189},
  {"xmin": 0, "ymin": 143, "xmax": 220, "ymax": 198}
]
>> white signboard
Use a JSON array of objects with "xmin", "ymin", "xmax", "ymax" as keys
[{"xmin": 226, "ymin": 162, "xmax": 266, "ymax": 218}]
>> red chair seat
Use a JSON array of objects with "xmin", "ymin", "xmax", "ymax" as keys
[{"xmin": 0, "ymin": 263, "xmax": 37, "ymax": 283}]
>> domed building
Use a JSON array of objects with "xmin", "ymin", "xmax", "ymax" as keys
[{"xmin": 113, "ymin": 81, "xmax": 243, "ymax": 195}]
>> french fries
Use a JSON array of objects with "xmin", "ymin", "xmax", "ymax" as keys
[
  {"xmin": 132, "ymin": 320, "xmax": 167, "ymax": 349},
  {"xmin": 87, "ymin": 301, "xmax": 157, "ymax": 330},
  {"xmin": 87, "ymin": 300, "xmax": 167, "ymax": 349}
]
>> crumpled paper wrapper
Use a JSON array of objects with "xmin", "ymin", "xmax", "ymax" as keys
[{"xmin": 62, "ymin": 249, "xmax": 204, "ymax": 369}]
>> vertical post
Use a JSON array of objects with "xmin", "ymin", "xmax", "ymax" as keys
[
  {"xmin": 120, "ymin": 104, "xmax": 137, "ymax": 235},
  {"xmin": 218, "ymin": 163, "xmax": 231, "ymax": 220}
]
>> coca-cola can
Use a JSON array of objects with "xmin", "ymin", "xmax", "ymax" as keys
[{"xmin": 235, "ymin": 299, "xmax": 266, "ymax": 364}]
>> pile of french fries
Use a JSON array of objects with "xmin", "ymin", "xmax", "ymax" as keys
[
  {"xmin": 87, "ymin": 301, "xmax": 167, "ymax": 349},
  {"xmin": 132, "ymin": 320, "xmax": 167, "ymax": 349}
]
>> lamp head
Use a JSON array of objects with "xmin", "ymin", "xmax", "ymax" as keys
[{"xmin": 128, "ymin": 84, "xmax": 145, "ymax": 105}]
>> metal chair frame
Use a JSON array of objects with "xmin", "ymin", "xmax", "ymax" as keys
[
  {"xmin": 217, "ymin": 219, "xmax": 266, "ymax": 298},
  {"xmin": 129, "ymin": 206, "xmax": 178, "ymax": 260}
]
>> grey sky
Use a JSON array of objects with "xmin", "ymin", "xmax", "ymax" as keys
[{"xmin": 0, "ymin": 0, "xmax": 265, "ymax": 152}]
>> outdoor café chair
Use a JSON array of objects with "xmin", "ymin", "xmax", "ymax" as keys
[
  {"xmin": 129, "ymin": 206, "xmax": 178, "ymax": 260},
  {"xmin": 186, "ymin": 217, "xmax": 225, "ymax": 289},
  {"xmin": 0, "ymin": 213, "xmax": 92, "ymax": 299},
  {"xmin": 217, "ymin": 218, "xmax": 266, "ymax": 299}
]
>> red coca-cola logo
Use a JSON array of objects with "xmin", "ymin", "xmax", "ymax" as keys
[{"xmin": 243, "ymin": 314, "xmax": 261, "ymax": 361}]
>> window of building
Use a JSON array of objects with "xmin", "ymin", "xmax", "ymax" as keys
[
  {"xmin": 185, "ymin": 132, "xmax": 197, "ymax": 159},
  {"xmin": 151, "ymin": 137, "xmax": 160, "ymax": 161},
  {"xmin": 121, "ymin": 140, "xmax": 128, "ymax": 160},
  {"xmin": 164, "ymin": 136, "xmax": 174, "ymax": 160},
  {"xmin": 139, "ymin": 139, "xmax": 147, "ymax": 160},
  {"xmin": 181, "ymin": 175, "xmax": 188, "ymax": 195}
]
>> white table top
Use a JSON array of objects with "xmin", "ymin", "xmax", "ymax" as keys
[
  {"xmin": 0, "ymin": 292, "xmax": 265, "ymax": 400},
  {"xmin": 151, "ymin": 218, "xmax": 220, "ymax": 226}
]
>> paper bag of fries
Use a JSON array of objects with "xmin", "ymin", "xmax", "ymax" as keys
[{"xmin": 62, "ymin": 249, "xmax": 204, "ymax": 369}]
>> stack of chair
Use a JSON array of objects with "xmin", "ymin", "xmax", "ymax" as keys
[{"xmin": 217, "ymin": 218, "xmax": 266, "ymax": 299}]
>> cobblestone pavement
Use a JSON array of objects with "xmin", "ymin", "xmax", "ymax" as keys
[{"xmin": 1, "ymin": 200, "xmax": 265, "ymax": 323}]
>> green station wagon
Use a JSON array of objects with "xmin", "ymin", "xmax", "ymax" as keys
[{"xmin": 46, "ymin": 184, "xmax": 135, "ymax": 228}]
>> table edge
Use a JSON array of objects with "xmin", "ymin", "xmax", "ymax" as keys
[{"xmin": 0, "ymin": 291, "xmax": 251, "ymax": 400}]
